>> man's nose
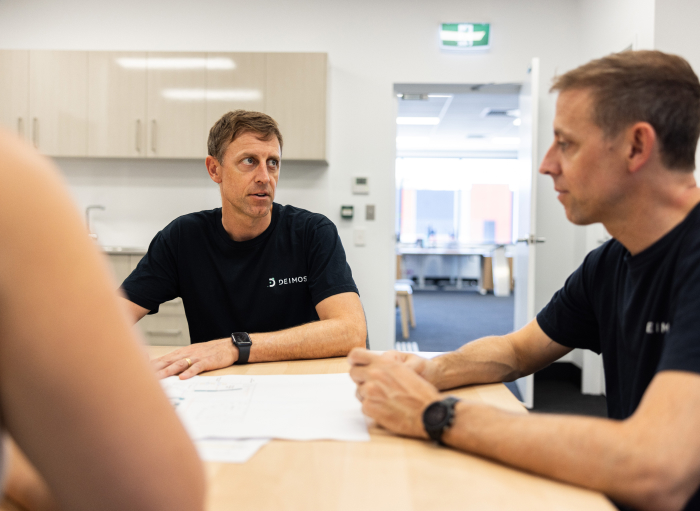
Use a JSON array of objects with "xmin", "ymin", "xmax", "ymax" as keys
[
  {"xmin": 539, "ymin": 142, "xmax": 560, "ymax": 176},
  {"xmin": 253, "ymin": 163, "xmax": 271, "ymax": 183}
]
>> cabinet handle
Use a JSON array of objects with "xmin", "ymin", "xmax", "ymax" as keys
[
  {"xmin": 135, "ymin": 119, "xmax": 142, "ymax": 153},
  {"xmin": 146, "ymin": 329, "xmax": 182, "ymax": 336},
  {"xmin": 151, "ymin": 119, "xmax": 157, "ymax": 153},
  {"xmin": 32, "ymin": 118, "xmax": 38, "ymax": 148},
  {"xmin": 17, "ymin": 117, "xmax": 23, "ymax": 138}
]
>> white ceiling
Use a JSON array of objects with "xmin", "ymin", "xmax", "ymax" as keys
[{"xmin": 394, "ymin": 84, "xmax": 522, "ymax": 158}]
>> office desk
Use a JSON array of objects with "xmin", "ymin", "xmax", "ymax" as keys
[
  {"xmin": 146, "ymin": 346, "xmax": 613, "ymax": 511},
  {"xmin": 398, "ymin": 245, "xmax": 512, "ymax": 293}
]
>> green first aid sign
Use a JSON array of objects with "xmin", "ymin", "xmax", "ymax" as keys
[{"xmin": 440, "ymin": 23, "xmax": 490, "ymax": 51}]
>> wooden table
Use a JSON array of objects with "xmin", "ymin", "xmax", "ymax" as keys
[{"xmin": 148, "ymin": 346, "xmax": 614, "ymax": 511}]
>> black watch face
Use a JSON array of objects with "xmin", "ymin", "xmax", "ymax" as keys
[
  {"xmin": 232, "ymin": 333, "xmax": 252, "ymax": 347},
  {"xmin": 424, "ymin": 402, "xmax": 448, "ymax": 426}
]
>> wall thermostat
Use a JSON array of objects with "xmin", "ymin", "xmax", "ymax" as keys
[
  {"xmin": 340, "ymin": 205, "xmax": 354, "ymax": 219},
  {"xmin": 352, "ymin": 176, "xmax": 369, "ymax": 195}
]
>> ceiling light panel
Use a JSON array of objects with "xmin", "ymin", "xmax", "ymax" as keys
[{"xmin": 396, "ymin": 117, "xmax": 441, "ymax": 125}]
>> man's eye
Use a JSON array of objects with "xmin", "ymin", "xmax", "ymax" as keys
[
  {"xmin": 558, "ymin": 141, "xmax": 569, "ymax": 151},
  {"xmin": 268, "ymin": 160, "xmax": 279, "ymax": 168},
  {"xmin": 243, "ymin": 157, "xmax": 255, "ymax": 165}
]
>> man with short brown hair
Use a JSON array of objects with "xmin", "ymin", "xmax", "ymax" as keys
[
  {"xmin": 349, "ymin": 51, "xmax": 700, "ymax": 511},
  {"xmin": 121, "ymin": 110, "xmax": 366, "ymax": 378}
]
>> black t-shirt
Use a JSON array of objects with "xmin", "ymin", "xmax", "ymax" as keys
[
  {"xmin": 537, "ymin": 203, "xmax": 700, "ymax": 511},
  {"xmin": 121, "ymin": 204, "xmax": 359, "ymax": 343}
]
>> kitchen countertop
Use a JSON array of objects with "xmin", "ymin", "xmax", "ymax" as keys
[{"xmin": 100, "ymin": 246, "xmax": 147, "ymax": 255}]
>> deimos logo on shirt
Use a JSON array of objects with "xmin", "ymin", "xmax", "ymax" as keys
[
  {"xmin": 646, "ymin": 321, "xmax": 670, "ymax": 334},
  {"xmin": 268, "ymin": 276, "xmax": 308, "ymax": 288}
]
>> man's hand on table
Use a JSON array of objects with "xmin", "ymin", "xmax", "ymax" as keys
[
  {"xmin": 348, "ymin": 348, "xmax": 441, "ymax": 439},
  {"xmin": 151, "ymin": 338, "xmax": 239, "ymax": 379}
]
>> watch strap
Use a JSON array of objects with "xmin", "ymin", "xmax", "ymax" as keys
[
  {"xmin": 231, "ymin": 332, "xmax": 252, "ymax": 365},
  {"xmin": 422, "ymin": 396, "xmax": 460, "ymax": 444}
]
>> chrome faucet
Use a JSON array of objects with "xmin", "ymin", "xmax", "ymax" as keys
[{"xmin": 85, "ymin": 205, "xmax": 105, "ymax": 240}]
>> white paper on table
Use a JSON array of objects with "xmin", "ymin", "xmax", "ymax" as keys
[
  {"xmin": 195, "ymin": 438, "xmax": 270, "ymax": 463},
  {"xmin": 161, "ymin": 375, "xmax": 201, "ymax": 408},
  {"xmin": 173, "ymin": 373, "xmax": 370, "ymax": 442}
]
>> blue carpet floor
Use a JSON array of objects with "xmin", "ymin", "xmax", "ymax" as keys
[{"xmin": 396, "ymin": 288, "xmax": 514, "ymax": 352}]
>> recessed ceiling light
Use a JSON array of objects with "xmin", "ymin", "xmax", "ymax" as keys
[
  {"xmin": 401, "ymin": 94, "xmax": 429, "ymax": 101},
  {"xmin": 396, "ymin": 117, "xmax": 441, "ymax": 125}
]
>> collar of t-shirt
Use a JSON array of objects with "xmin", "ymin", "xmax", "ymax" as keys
[
  {"xmin": 214, "ymin": 203, "xmax": 281, "ymax": 250},
  {"xmin": 623, "ymin": 201, "xmax": 700, "ymax": 270}
]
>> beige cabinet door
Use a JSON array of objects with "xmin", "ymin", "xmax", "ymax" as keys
[
  {"xmin": 108, "ymin": 254, "xmax": 132, "ymax": 284},
  {"xmin": 265, "ymin": 53, "xmax": 327, "ymax": 161},
  {"xmin": 146, "ymin": 52, "xmax": 207, "ymax": 159},
  {"xmin": 88, "ymin": 52, "xmax": 147, "ymax": 157},
  {"xmin": 29, "ymin": 50, "xmax": 88, "ymax": 156},
  {"xmin": 0, "ymin": 50, "xmax": 29, "ymax": 141},
  {"xmin": 205, "ymin": 52, "xmax": 267, "ymax": 148}
]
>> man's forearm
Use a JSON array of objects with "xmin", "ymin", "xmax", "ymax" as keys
[
  {"xmin": 247, "ymin": 317, "xmax": 365, "ymax": 363},
  {"xmin": 430, "ymin": 335, "xmax": 522, "ymax": 390},
  {"xmin": 443, "ymin": 402, "xmax": 684, "ymax": 511},
  {"xmin": 428, "ymin": 320, "xmax": 571, "ymax": 391}
]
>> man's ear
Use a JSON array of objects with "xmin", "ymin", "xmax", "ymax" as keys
[
  {"xmin": 626, "ymin": 122, "xmax": 657, "ymax": 174},
  {"xmin": 205, "ymin": 155, "xmax": 223, "ymax": 184}
]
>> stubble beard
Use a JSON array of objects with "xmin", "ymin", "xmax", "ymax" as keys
[{"xmin": 236, "ymin": 195, "xmax": 272, "ymax": 220}]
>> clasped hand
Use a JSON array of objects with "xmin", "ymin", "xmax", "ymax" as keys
[
  {"xmin": 151, "ymin": 338, "xmax": 239, "ymax": 379},
  {"xmin": 348, "ymin": 348, "xmax": 441, "ymax": 439}
]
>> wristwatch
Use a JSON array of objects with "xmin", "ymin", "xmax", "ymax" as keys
[
  {"xmin": 422, "ymin": 396, "xmax": 460, "ymax": 444},
  {"xmin": 231, "ymin": 332, "xmax": 253, "ymax": 365}
]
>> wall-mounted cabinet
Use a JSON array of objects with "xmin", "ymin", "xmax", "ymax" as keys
[
  {"xmin": 146, "ymin": 52, "xmax": 207, "ymax": 158},
  {"xmin": 88, "ymin": 51, "xmax": 147, "ymax": 157},
  {"xmin": 266, "ymin": 53, "xmax": 327, "ymax": 160},
  {"xmin": 30, "ymin": 51, "xmax": 89, "ymax": 156},
  {"xmin": 0, "ymin": 50, "xmax": 29, "ymax": 142},
  {"xmin": 0, "ymin": 49, "xmax": 327, "ymax": 161},
  {"xmin": 205, "ymin": 52, "xmax": 267, "ymax": 137}
]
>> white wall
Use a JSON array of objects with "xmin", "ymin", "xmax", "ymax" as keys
[
  {"xmin": 654, "ymin": 0, "xmax": 700, "ymax": 183},
  {"xmin": 566, "ymin": 0, "xmax": 656, "ymax": 267},
  {"xmin": 0, "ymin": 0, "xmax": 584, "ymax": 349},
  {"xmin": 655, "ymin": 0, "xmax": 700, "ymax": 72}
]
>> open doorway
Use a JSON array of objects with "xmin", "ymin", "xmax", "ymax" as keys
[{"xmin": 393, "ymin": 83, "xmax": 529, "ymax": 398}]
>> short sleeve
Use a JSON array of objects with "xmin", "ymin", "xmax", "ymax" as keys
[
  {"xmin": 120, "ymin": 229, "xmax": 179, "ymax": 314},
  {"xmin": 658, "ymin": 245, "xmax": 700, "ymax": 375},
  {"xmin": 536, "ymin": 254, "xmax": 601, "ymax": 353},
  {"xmin": 305, "ymin": 220, "xmax": 359, "ymax": 306}
]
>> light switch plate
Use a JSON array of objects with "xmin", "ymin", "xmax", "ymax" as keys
[
  {"xmin": 353, "ymin": 227, "xmax": 366, "ymax": 246},
  {"xmin": 366, "ymin": 204, "xmax": 375, "ymax": 221}
]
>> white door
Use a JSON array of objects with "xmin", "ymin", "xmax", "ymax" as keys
[{"xmin": 513, "ymin": 58, "xmax": 542, "ymax": 408}]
